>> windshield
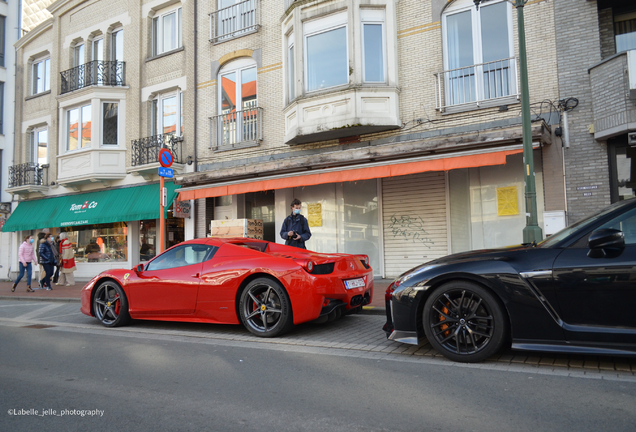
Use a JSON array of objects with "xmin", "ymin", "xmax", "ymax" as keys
[{"xmin": 538, "ymin": 199, "xmax": 634, "ymax": 248}]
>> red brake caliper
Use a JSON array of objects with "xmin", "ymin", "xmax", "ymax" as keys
[{"xmin": 114, "ymin": 295, "xmax": 121, "ymax": 315}]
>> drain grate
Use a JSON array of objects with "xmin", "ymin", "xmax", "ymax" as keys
[{"xmin": 21, "ymin": 324, "xmax": 56, "ymax": 329}]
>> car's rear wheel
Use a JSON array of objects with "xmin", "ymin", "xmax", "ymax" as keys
[
  {"xmin": 239, "ymin": 278, "xmax": 293, "ymax": 337},
  {"xmin": 93, "ymin": 281, "xmax": 131, "ymax": 327},
  {"xmin": 422, "ymin": 281, "xmax": 506, "ymax": 363}
]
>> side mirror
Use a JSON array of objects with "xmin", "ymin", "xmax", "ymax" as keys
[
  {"xmin": 135, "ymin": 263, "xmax": 144, "ymax": 273},
  {"xmin": 588, "ymin": 228, "xmax": 625, "ymax": 250}
]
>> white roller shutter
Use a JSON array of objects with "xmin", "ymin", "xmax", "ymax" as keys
[{"xmin": 382, "ymin": 171, "xmax": 448, "ymax": 278}]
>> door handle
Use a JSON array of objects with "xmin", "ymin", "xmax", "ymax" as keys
[{"xmin": 192, "ymin": 273, "xmax": 200, "ymax": 278}]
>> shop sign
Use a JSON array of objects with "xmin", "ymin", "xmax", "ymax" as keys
[
  {"xmin": 0, "ymin": 217, "xmax": 6, "ymax": 232},
  {"xmin": 174, "ymin": 200, "xmax": 191, "ymax": 219}
]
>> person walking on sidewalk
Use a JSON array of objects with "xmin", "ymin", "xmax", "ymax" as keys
[
  {"xmin": 51, "ymin": 235, "xmax": 61, "ymax": 284},
  {"xmin": 38, "ymin": 234, "xmax": 55, "ymax": 290},
  {"xmin": 57, "ymin": 232, "xmax": 77, "ymax": 286},
  {"xmin": 280, "ymin": 198, "xmax": 312, "ymax": 249},
  {"xmin": 11, "ymin": 235, "xmax": 38, "ymax": 292}
]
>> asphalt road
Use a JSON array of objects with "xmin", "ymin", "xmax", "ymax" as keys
[{"xmin": 1, "ymin": 301, "xmax": 636, "ymax": 432}]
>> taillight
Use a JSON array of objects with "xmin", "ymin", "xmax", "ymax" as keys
[
  {"xmin": 385, "ymin": 281, "xmax": 395, "ymax": 302},
  {"xmin": 305, "ymin": 261, "xmax": 314, "ymax": 273}
]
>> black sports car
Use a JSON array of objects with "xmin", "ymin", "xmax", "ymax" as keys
[{"xmin": 383, "ymin": 197, "xmax": 636, "ymax": 362}]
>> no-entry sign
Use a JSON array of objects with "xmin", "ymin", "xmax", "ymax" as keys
[{"xmin": 158, "ymin": 148, "xmax": 174, "ymax": 168}]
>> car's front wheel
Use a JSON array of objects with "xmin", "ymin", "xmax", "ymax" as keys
[
  {"xmin": 422, "ymin": 281, "xmax": 506, "ymax": 363},
  {"xmin": 239, "ymin": 278, "xmax": 293, "ymax": 337},
  {"xmin": 93, "ymin": 280, "xmax": 131, "ymax": 327}
]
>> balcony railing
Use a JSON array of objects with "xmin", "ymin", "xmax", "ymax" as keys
[
  {"xmin": 130, "ymin": 134, "xmax": 183, "ymax": 167},
  {"xmin": 8, "ymin": 163, "xmax": 49, "ymax": 188},
  {"xmin": 209, "ymin": 0, "xmax": 260, "ymax": 43},
  {"xmin": 60, "ymin": 60, "xmax": 126, "ymax": 94},
  {"xmin": 434, "ymin": 57, "xmax": 519, "ymax": 111},
  {"xmin": 210, "ymin": 106, "xmax": 263, "ymax": 149}
]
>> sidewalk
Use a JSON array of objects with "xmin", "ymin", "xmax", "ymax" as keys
[{"xmin": 0, "ymin": 278, "xmax": 390, "ymax": 314}]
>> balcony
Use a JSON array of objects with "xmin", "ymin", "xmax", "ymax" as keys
[
  {"xmin": 210, "ymin": 107, "xmax": 263, "ymax": 151},
  {"xmin": 128, "ymin": 134, "xmax": 185, "ymax": 180},
  {"xmin": 209, "ymin": 0, "xmax": 260, "ymax": 44},
  {"xmin": 434, "ymin": 57, "xmax": 519, "ymax": 112},
  {"xmin": 283, "ymin": 87, "xmax": 401, "ymax": 145},
  {"xmin": 6, "ymin": 163, "xmax": 49, "ymax": 196},
  {"xmin": 60, "ymin": 60, "xmax": 126, "ymax": 94},
  {"xmin": 57, "ymin": 148, "xmax": 127, "ymax": 190},
  {"xmin": 589, "ymin": 50, "xmax": 636, "ymax": 140}
]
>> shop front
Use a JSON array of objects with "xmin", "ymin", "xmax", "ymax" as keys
[
  {"xmin": 2, "ymin": 182, "xmax": 181, "ymax": 278},
  {"xmin": 178, "ymin": 145, "xmax": 546, "ymax": 278}
]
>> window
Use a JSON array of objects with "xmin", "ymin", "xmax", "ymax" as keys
[
  {"xmin": 74, "ymin": 43, "xmax": 85, "ymax": 66},
  {"xmin": 112, "ymin": 29, "xmax": 123, "ymax": 61},
  {"xmin": 92, "ymin": 37, "xmax": 104, "ymax": 84},
  {"xmin": 102, "ymin": 102, "xmax": 118, "ymax": 145},
  {"xmin": 92, "ymin": 37, "xmax": 103, "ymax": 61},
  {"xmin": 442, "ymin": 0, "xmax": 514, "ymax": 106},
  {"xmin": 145, "ymin": 244, "xmax": 216, "ymax": 271},
  {"xmin": 287, "ymin": 33, "xmax": 295, "ymax": 101},
  {"xmin": 31, "ymin": 127, "xmax": 48, "ymax": 165},
  {"xmin": 152, "ymin": 92, "xmax": 183, "ymax": 136},
  {"xmin": 217, "ymin": 58, "xmax": 258, "ymax": 145},
  {"xmin": 615, "ymin": 12, "xmax": 636, "ymax": 53},
  {"xmin": 304, "ymin": 12, "xmax": 348, "ymax": 92},
  {"xmin": 0, "ymin": 15, "xmax": 5, "ymax": 67},
  {"xmin": 153, "ymin": 7, "xmax": 182, "ymax": 55},
  {"xmin": 0, "ymin": 82, "xmax": 3, "ymax": 135},
  {"xmin": 599, "ymin": 207, "xmax": 636, "ymax": 245},
  {"xmin": 67, "ymin": 104, "xmax": 92, "ymax": 151},
  {"xmin": 361, "ymin": 10, "xmax": 386, "ymax": 83},
  {"xmin": 63, "ymin": 222, "xmax": 128, "ymax": 263},
  {"xmin": 32, "ymin": 58, "xmax": 50, "ymax": 94}
]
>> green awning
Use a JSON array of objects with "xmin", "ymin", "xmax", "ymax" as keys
[{"xmin": 2, "ymin": 182, "xmax": 180, "ymax": 232}]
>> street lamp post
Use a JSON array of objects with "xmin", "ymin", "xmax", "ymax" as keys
[{"xmin": 475, "ymin": 0, "xmax": 543, "ymax": 243}]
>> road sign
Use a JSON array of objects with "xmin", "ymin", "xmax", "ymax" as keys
[
  {"xmin": 158, "ymin": 148, "xmax": 174, "ymax": 168},
  {"xmin": 161, "ymin": 187, "xmax": 167, "ymax": 207},
  {"xmin": 158, "ymin": 167, "xmax": 174, "ymax": 178}
]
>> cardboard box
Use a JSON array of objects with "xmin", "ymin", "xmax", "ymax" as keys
[{"xmin": 210, "ymin": 219, "xmax": 264, "ymax": 239}]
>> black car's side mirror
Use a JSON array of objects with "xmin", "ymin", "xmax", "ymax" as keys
[
  {"xmin": 135, "ymin": 263, "xmax": 144, "ymax": 273},
  {"xmin": 587, "ymin": 229, "xmax": 625, "ymax": 258}
]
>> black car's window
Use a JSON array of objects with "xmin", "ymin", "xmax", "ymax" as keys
[
  {"xmin": 598, "ymin": 207, "xmax": 636, "ymax": 245},
  {"xmin": 145, "ymin": 245, "xmax": 217, "ymax": 271},
  {"xmin": 538, "ymin": 200, "xmax": 635, "ymax": 248}
]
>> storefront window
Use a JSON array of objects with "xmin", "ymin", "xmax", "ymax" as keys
[
  {"xmin": 246, "ymin": 190, "xmax": 275, "ymax": 242},
  {"xmin": 609, "ymin": 142, "xmax": 636, "ymax": 202},
  {"xmin": 62, "ymin": 222, "xmax": 128, "ymax": 263},
  {"xmin": 167, "ymin": 212, "xmax": 185, "ymax": 248},
  {"xmin": 139, "ymin": 219, "xmax": 157, "ymax": 261}
]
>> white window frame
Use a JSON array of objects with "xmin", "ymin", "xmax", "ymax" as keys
[
  {"xmin": 361, "ymin": 9, "xmax": 387, "ymax": 84},
  {"xmin": 441, "ymin": 0, "xmax": 514, "ymax": 102},
  {"xmin": 287, "ymin": 32, "xmax": 295, "ymax": 102},
  {"xmin": 152, "ymin": 91, "xmax": 183, "ymax": 137},
  {"xmin": 217, "ymin": 58, "xmax": 258, "ymax": 113},
  {"xmin": 303, "ymin": 12, "xmax": 349, "ymax": 93},
  {"xmin": 101, "ymin": 101, "xmax": 120, "ymax": 146},
  {"xmin": 74, "ymin": 43, "xmax": 85, "ymax": 66},
  {"xmin": 111, "ymin": 28, "xmax": 124, "ymax": 61},
  {"xmin": 92, "ymin": 37, "xmax": 103, "ymax": 61},
  {"xmin": 31, "ymin": 126, "xmax": 48, "ymax": 165},
  {"xmin": 153, "ymin": 7, "xmax": 183, "ymax": 56},
  {"xmin": 32, "ymin": 57, "xmax": 50, "ymax": 95},
  {"xmin": 66, "ymin": 103, "xmax": 92, "ymax": 152}
]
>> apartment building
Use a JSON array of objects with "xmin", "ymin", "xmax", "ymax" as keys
[
  {"xmin": 0, "ymin": 0, "xmax": 22, "ymax": 275},
  {"xmin": 3, "ymin": 0, "xmax": 197, "ymax": 278},
  {"xmin": 176, "ymin": 0, "xmax": 562, "ymax": 277}
]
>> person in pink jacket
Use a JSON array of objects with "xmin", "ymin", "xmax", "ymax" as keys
[{"xmin": 11, "ymin": 235, "xmax": 38, "ymax": 292}]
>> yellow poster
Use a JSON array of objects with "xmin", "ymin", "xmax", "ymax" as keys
[
  {"xmin": 497, "ymin": 186, "xmax": 519, "ymax": 216},
  {"xmin": 308, "ymin": 203, "xmax": 322, "ymax": 227}
]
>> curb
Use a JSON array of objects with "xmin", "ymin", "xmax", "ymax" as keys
[
  {"xmin": 360, "ymin": 306, "xmax": 385, "ymax": 316},
  {"xmin": 0, "ymin": 296, "xmax": 80, "ymax": 303}
]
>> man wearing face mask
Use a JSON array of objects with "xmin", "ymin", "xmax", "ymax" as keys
[{"xmin": 280, "ymin": 198, "xmax": 311, "ymax": 249}]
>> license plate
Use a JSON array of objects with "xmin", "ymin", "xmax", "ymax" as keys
[{"xmin": 344, "ymin": 278, "xmax": 365, "ymax": 290}]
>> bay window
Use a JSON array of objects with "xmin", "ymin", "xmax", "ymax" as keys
[
  {"xmin": 361, "ymin": 9, "xmax": 386, "ymax": 83},
  {"xmin": 102, "ymin": 102, "xmax": 119, "ymax": 146},
  {"xmin": 304, "ymin": 12, "xmax": 348, "ymax": 92},
  {"xmin": 67, "ymin": 104, "xmax": 92, "ymax": 151}
]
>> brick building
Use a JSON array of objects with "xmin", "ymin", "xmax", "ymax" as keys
[{"xmin": 4, "ymin": 0, "xmax": 634, "ymax": 279}]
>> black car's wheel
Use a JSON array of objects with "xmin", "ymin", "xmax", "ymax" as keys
[
  {"xmin": 93, "ymin": 281, "xmax": 131, "ymax": 327},
  {"xmin": 422, "ymin": 281, "xmax": 506, "ymax": 363},
  {"xmin": 239, "ymin": 278, "xmax": 293, "ymax": 337}
]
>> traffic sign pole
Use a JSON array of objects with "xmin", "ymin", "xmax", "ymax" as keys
[{"xmin": 160, "ymin": 175, "xmax": 165, "ymax": 253}]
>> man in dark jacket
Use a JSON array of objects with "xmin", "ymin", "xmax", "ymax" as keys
[
  {"xmin": 38, "ymin": 235, "xmax": 55, "ymax": 290},
  {"xmin": 280, "ymin": 198, "xmax": 311, "ymax": 249}
]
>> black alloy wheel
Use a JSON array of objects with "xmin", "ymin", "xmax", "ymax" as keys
[
  {"xmin": 422, "ymin": 281, "xmax": 506, "ymax": 363},
  {"xmin": 93, "ymin": 281, "xmax": 131, "ymax": 327},
  {"xmin": 239, "ymin": 278, "xmax": 293, "ymax": 337}
]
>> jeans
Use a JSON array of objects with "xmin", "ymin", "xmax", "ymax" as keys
[
  {"xmin": 14, "ymin": 262, "xmax": 33, "ymax": 286},
  {"xmin": 41, "ymin": 263, "xmax": 54, "ymax": 288}
]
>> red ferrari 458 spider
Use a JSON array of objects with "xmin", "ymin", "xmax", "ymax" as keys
[{"xmin": 80, "ymin": 238, "xmax": 373, "ymax": 337}]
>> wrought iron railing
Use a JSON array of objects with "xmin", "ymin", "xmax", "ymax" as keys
[
  {"xmin": 130, "ymin": 133, "xmax": 183, "ymax": 167},
  {"xmin": 434, "ymin": 57, "xmax": 519, "ymax": 111},
  {"xmin": 8, "ymin": 163, "xmax": 49, "ymax": 188},
  {"xmin": 60, "ymin": 60, "xmax": 126, "ymax": 94},
  {"xmin": 210, "ymin": 107, "xmax": 263, "ymax": 149},
  {"xmin": 209, "ymin": 0, "xmax": 260, "ymax": 43}
]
